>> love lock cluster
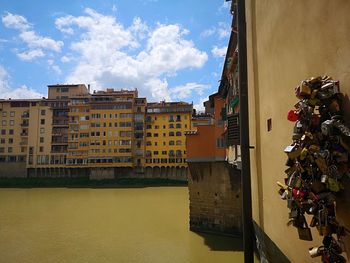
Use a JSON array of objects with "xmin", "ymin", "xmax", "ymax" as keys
[{"xmin": 278, "ymin": 76, "xmax": 349, "ymax": 262}]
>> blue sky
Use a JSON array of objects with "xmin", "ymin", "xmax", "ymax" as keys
[{"xmin": 0, "ymin": 0, "xmax": 231, "ymax": 110}]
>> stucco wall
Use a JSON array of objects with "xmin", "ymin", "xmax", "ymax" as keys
[{"xmin": 246, "ymin": 0, "xmax": 350, "ymax": 262}]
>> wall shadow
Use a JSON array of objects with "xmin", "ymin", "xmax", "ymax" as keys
[{"xmin": 194, "ymin": 231, "xmax": 243, "ymax": 252}]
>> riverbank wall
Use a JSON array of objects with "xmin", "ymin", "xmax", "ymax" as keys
[
  {"xmin": 188, "ymin": 161, "xmax": 242, "ymax": 236},
  {"xmin": 0, "ymin": 166, "xmax": 188, "ymax": 181}
]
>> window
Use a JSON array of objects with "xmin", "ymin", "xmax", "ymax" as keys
[
  {"xmin": 163, "ymin": 133, "xmax": 166, "ymax": 137},
  {"xmin": 40, "ymin": 128, "xmax": 45, "ymax": 134},
  {"xmin": 176, "ymin": 140, "xmax": 182, "ymax": 145},
  {"xmin": 21, "ymin": 147, "xmax": 26, "ymax": 153},
  {"xmin": 176, "ymin": 131, "xmax": 182, "ymax": 136},
  {"xmin": 0, "ymin": 147, "xmax": 4, "ymax": 153},
  {"xmin": 169, "ymin": 141, "xmax": 174, "ymax": 145},
  {"xmin": 2, "ymin": 120, "xmax": 7, "ymax": 126},
  {"xmin": 39, "ymin": 146, "xmax": 44, "ymax": 152},
  {"xmin": 114, "ymin": 114, "xmax": 118, "ymax": 118},
  {"xmin": 0, "ymin": 138, "xmax": 5, "ymax": 144},
  {"xmin": 155, "ymin": 125, "xmax": 159, "ymax": 129},
  {"xmin": 1, "ymin": 129, "xmax": 5, "ymax": 135},
  {"xmin": 217, "ymin": 137, "xmax": 226, "ymax": 148},
  {"xmin": 80, "ymin": 125, "xmax": 89, "ymax": 130},
  {"xmin": 169, "ymin": 132, "xmax": 174, "ymax": 136},
  {"xmin": 146, "ymin": 141, "xmax": 151, "ymax": 146},
  {"xmin": 61, "ymin": 87, "xmax": 69, "ymax": 92},
  {"xmin": 162, "ymin": 151, "xmax": 167, "ymax": 155},
  {"xmin": 41, "ymin": 119, "xmax": 45, "ymax": 125},
  {"xmin": 154, "ymin": 151, "xmax": 159, "ymax": 155},
  {"xmin": 146, "ymin": 133, "xmax": 152, "ymax": 137},
  {"xmin": 146, "ymin": 125, "xmax": 152, "ymax": 129},
  {"xmin": 2, "ymin": 111, "xmax": 7, "ymax": 117},
  {"xmin": 8, "ymin": 147, "xmax": 13, "ymax": 153},
  {"xmin": 169, "ymin": 115, "xmax": 174, "ymax": 122},
  {"xmin": 114, "ymin": 122, "xmax": 118, "ymax": 127},
  {"xmin": 155, "ymin": 142, "xmax": 158, "ymax": 146},
  {"xmin": 163, "ymin": 125, "xmax": 166, "ymax": 129},
  {"xmin": 41, "ymin": 110, "xmax": 46, "ymax": 116},
  {"xmin": 154, "ymin": 133, "xmax": 158, "ymax": 137},
  {"xmin": 176, "ymin": 115, "xmax": 181, "ymax": 122},
  {"xmin": 169, "ymin": 124, "xmax": 174, "ymax": 128},
  {"xmin": 8, "ymin": 138, "xmax": 13, "ymax": 144},
  {"xmin": 9, "ymin": 120, "xmax": 14, "ymax": 126},
  {"xmin": 40, "ymin": 137, "xmax": 44, "ymax": 143},
  {"xmin": 10, "ymin": 111, "xmax": 15, "ymax": 117},
  {"xmin": 9, "ymin": 129, "xmax": 14, "ymax": 135},
  {"xmin": 176, "ymin": 123, "xmax": 181, "ymax": 128}
]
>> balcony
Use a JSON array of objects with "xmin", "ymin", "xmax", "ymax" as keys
[
  {"xmin": 52, "ymin": 139, "xmax": 68, "ymax": 145},
  {"xmin": 21, "ymin": 113, "xmax": 29, "ymax": 118},
  {"xmin": 20, "ymin": 141, "xmax": 28, "ymax": 145},
  {"xmin": 20, "ymin": 123, "xmax": 29, "ymax": 127},
  {"xmin": 69, "ymin": 129, "xmax": 79, "ymax": 133},
  {"xmin": 20, "ymin": 133, "xmax": 28, "ymax": 137},
  {"xmin": 69, "ymin": 120, "xmax": 79, "ymax": 125}
]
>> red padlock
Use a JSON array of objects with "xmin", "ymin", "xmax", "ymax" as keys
[
  {"xmin": 287, "ymin": 109, "xmax": 299, "ymax": 122},
  {"xmin": 292, "ymin": 188, "xmax": 305, "ymax": 199}
]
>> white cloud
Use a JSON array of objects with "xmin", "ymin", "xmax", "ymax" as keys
[
  {"xmin": 218, "ymin": 1, "xmax": 231, "ymax": 13},
  {"xmin": 1, "ymin": 12, "xmax": 31, "ymax": 31},
  {"xmin": 200, "ymin": 21, "xmax": 230, "ymax": 40},
  {"xmin": 193, "ymin": 96, "xmax": 208, "ymax": 112},
  {"xmin": 2, "ymin": 12, "xmax": 63, "ymax": 60},
  {"xmin": 0, "ymin": 65, "xmax": 44, "ymax": 99},
  {"xmin": 170, "ymin": 82, "xmax": 210, "ymax": 101},
  {"xmin": 47, "ymin": 59, "xmax": 62, "ymax": 75},
  {"xmin": 56, "ymin": 9, "xmax": 208, "ymax": 101},
  {"xmin": 211, "ymin": 45, "xmax": 227, "ymax": 58},
  {"xmin": 19, "ymin": 31, "xmax": 63, "ymax": 52},
  {"xmin": 200, "ymin": 28, "xmax": 216, "ymax": 38},
  {"xmin": 17, "ymin": 49, "xmax": 45, "ymax": 61},
  {"xmin": 60, "ymin": 55, "xmax": 72, "ymax": 63}
]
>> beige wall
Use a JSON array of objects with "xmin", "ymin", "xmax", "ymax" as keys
[{"xmin": 246, "ymin": 0, "xmax": 350, "ymax": 262}]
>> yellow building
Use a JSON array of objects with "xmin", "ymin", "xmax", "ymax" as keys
[
  {"xmin": 144, "ymin": 102, "xmax": 192, "ymax": 178},
  {"xmin": 0, "ymin": 85, "xmax": 190, "ymax": 180}
]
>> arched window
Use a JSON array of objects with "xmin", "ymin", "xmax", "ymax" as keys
[
  {"xmin": 169, "ymin": 132, "xmax": 174, "ymax": 136},
  {"xmin": 169, "ymin": 141, "xmax": 175, "ymax": 145},
  {"xmin": 176, "ymin": 140, "xmax": 182, "ymax": 145},
  {"xmin": 176, "ymin": 131, "xmax": 181, "ymax": 136}
]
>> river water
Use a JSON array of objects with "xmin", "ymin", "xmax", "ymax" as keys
[{"xmin": 0, "ymin": 187, "xmax": 245, "ymax": 263}]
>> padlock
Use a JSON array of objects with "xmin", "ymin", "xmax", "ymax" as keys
[
  {"xmin": 300, "ymin": 148, "xmax": 308, "ymax": 160},
  {"xmin": 321, "ymin": 119, "xmax": 334, "ymax": 136},
  {"xmin": 300, "ymin": 81, "xmax": 312, "ymax": 97},
  {"xmin": 333, "ymin": 119, "xmax": 350, "ymax": 136},
  {"xmin": 297, "ymin": 215, "xmax": 313, "ymax": 241},
  {"xmin": 309, "ymin": 216, "xmax": 319, "ymax": 227},
  {"xmin": 308, "ymin": 144, "xmax": 320, "ymax": 153},
  {"xmin": 327, "ymin": 178, "xmax": 341, "ymax": 192},
  {"xmin": 317, "ymin": 206, "xmax": 332, "ymax": 236},
  {"xmin": 284, "ymin": 144, "xmax": 302, "ymax": 159},
  {"xmin": 310, "ymin": 181, "xmax": 326, "ymax": 193},
  {"xmin": 292, "ymin": 188, "xmax": 306, "ymax": 199},
  {"xmin": 315, "ymin": 157, "xmax": 328, "ymax": 173},
  {"xmin": 309, "ymin": 246, "xmax": 325, "ymax": 258},
  {"xmin": 320, "ymin": 174, "xmax": 328, "ymax": 184}
]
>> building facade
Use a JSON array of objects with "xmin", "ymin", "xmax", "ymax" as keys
[{"xmin": 0, "ymin": 85, "xmax": 191, "ymax": 180}]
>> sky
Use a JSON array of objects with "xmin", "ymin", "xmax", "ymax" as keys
[{"xmin": 0, "ymin": 0, "xmax": 232, "ymax": 110}]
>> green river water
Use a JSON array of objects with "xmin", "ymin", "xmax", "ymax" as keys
[{"xmin": 0, "ymin": 187, "xmax": 246, "ymax": 263}]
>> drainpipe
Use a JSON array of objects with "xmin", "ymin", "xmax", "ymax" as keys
[{"xmin": 237, "ymin": 0, "xmax": 254, "ymax": 262}]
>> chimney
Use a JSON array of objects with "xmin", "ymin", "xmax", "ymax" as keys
[{"xmin": 88, "ymin": 84, "xmax": 91, "ymax": 93}]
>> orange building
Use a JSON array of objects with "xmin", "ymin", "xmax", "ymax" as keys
[{"xmin": 186, "ymin": 93, "xmax": 226, "ymax": 162}]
